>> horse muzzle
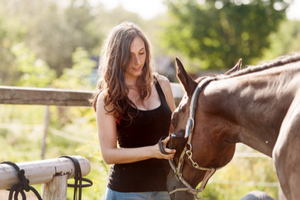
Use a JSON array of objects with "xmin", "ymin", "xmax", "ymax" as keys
[{"xmin": 167, "ymin": 132, "xmax": 187, "ymax": 157}]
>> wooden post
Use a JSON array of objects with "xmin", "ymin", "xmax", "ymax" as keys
[
  {"xmin": 278, "ymin": 184, "xmax": 287, "ymax": 200},
  {"xmin": 42, "ymin": 174, "xmax": 68, "ymax": 200},
  {"xmin": 170, "ymin": 83, "xmax": 184, "ymax": 106},
  {"xmin": 41, "ymin": 105, "xmax": 50, "ymax": 160}
]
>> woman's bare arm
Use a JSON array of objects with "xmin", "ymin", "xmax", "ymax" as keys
[
  {"xmin": 96, "ymin": 92, "xmax": 175, "ymax": 165},
  {"xmin": 158, "ymin": 75, "xmax": 176, "ymax": 133}
]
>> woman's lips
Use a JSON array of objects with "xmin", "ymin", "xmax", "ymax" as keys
[{"xmin": 132, "ymin": 65, "xmax": 142, "ymax": 71}]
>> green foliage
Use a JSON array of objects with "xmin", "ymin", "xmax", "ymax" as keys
[
  {"xmin": 0, "ymin": 0, "xmax": 102, "ymax": 77},
  {"xmin": 0, "ymin": 105, "xmax": 48, "ymax": 161},
  {"xmin": 0, "ymin": 12, "xmax": 26, "ymax": 85},
  {"xmin": 260, "ymin": 19, "xmax": 300, "ymax": 62},
  {"xmin": 52, "ymin": 47, "xmax": 97, "ymax": 89},
  {"xmin": 11, "ymin": 43, "xmax": 56, "ymax": 87},
  {"xmin": 161, "ymin": 0, "xmax": 290, "ymax": 70},
  {"xmin": 0, "ymin": 104, "xmax": 107, "ymax": 199},
  {"xmin": 201, "ymin": 145, "xmax": 278, "ymax": 200},
  {"xmin": 0, "ymin": 0, "xmax": 165, "ymax": 84},
  {"xmin": 92, "ymin": 5, "xmax": 145, "ymax": 36},
  {"xmin": 0, "ymin": 44, "xmax": 104, "ymax": 199}
]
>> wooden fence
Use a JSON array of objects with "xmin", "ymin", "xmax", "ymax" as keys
[
  {"xmin": 0, "ymin": 84, "xmax": 286, "ymax": 200},
  {"xmin": 0, "ymin": 84, "xmax": 184, "ymax": 200},
  {"xmin": 0, "ymin": 83, "xmax": 184, "ymax": 106}
]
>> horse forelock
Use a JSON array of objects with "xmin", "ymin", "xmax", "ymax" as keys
[{"xmin": 215, "ymin": 52, "xmax": 300, "ymax": 80}]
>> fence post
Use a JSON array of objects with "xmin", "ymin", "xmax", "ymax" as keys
[
  {"xmin": 42, "ymin": 174, "xmax": 68, "ymax": 200},
  {"xmin": 278, "ymin": 184, "xmax": 287, "ymax": 200},
  {"xmin": 41, "ymin": 105, "xmax": 50, "ymax": 160}
]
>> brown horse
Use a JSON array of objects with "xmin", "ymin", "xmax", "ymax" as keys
[{"xmin": 166, "ymin": 54, "xmax": 300, "ymax": 200}]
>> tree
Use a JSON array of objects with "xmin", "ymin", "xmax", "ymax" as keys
[
  {"xmin": 52, "ymin": 47, "xmax": 96, "ymax": 90},
  {"xmin": 0, "ymin": 4, "xmax": 27, "ymax": 85},
  {"xmin": 161, "ymin": 0, "xmax": 290, "ymax": 70},
  {"xmin": 0, "ymin": 17, "xmax": 17, "ymax": 85},
  {"xmin": 261, "ymin": 19, "xmax": 300, "ymax": 61},
  {"xmin": 11, "ymin": 43, "xmax": 56, "ymax": 87},
  {"xmin": 0, "ymin": 0, "xmax": 102, "ymax": 76},
  {"xmin": 26, "ymin": 0, "xmax": 101, "ymax": 76}
]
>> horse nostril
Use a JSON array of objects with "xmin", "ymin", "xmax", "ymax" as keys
[{"xmin": 167, "ymin": 134, "xmax": 177, "ymax": 149}]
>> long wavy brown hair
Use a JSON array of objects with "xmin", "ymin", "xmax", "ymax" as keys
[{"xmin": 91, "ymin": 21, "xmax": 154, "ymax": 122}]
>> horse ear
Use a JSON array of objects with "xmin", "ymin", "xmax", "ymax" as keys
[
  {"xmin": 175, "ymin": 57, "xmax": 197, "ymax": 96},
  {"xmin": 224, "ymin": 58, "xmax": 242, "ymax": 75}
]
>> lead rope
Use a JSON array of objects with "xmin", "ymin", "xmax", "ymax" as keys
[
  {"xmin": 60, "ymin": 156, "xmax": 93, "ymax": 200},
  {"xmin": 0, "ymin": 161, "xmax": 43, "ymax": 200}
]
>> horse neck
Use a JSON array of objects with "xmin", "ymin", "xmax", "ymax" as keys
[{"xmin": 201, "ymin": 63, "xmax": 300, "ymax": 157}]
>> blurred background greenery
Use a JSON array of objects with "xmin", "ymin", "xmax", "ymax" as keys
[{"xmin": 0, "ymin": 0, "xmax": 299, "ymax": 199}]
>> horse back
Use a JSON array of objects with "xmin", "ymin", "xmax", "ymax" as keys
[{"xmin": 200, "ymin": 59, "xmax": 300, "ymax": 156}]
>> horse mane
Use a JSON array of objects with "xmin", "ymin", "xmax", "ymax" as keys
[{"xmin": 216, "ymin": 52, "xmax": 300, "ymax": 80}]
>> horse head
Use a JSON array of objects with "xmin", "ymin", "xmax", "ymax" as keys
[{"xmin": 167, "ymin": 58, "xmax": 241, "ymax": 200}]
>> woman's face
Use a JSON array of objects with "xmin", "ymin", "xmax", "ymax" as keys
[{"xmin": 125, "ymin": 36, "xmax": 146, "ymax": 79}]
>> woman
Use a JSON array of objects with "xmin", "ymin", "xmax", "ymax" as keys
[{"xmin": 91, "ymin": 21, "xmax": 176, "ymax": 200}]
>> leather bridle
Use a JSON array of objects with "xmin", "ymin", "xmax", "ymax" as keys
[{"xmin": 168, "ymin": 77, "xmax": 221, "ymax": 199}]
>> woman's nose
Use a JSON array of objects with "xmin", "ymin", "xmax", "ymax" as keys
[{"xmin": 133, "ymin": 55, "xmax": 141, "ymax": 65}]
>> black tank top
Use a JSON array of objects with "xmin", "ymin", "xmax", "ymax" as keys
[{"xmin": 107, "ymin": 80, "xmax": 172, "ymax": 192}]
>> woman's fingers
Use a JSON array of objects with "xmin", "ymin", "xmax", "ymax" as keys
[
  {"xmin": 162, "ymin": 136, "xmax": 171, "ymax": 145},
  {"xmin": 164, "ymin": 149, "xmax": 176, "ymax": 159},
  {"xmin": 162, "ymin": 136, "xmax": 176, "ymax": 158},
  {"xmin": 155, "ymin": 136, "xmax": 176, "ymax": 159},
  {"xmin": 164, "ymin": 147, "xmax": 176, "ymax": 155}
]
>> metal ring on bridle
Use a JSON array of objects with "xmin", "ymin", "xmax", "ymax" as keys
[{"xmin": 187, "ymin": 117, "xmax": 194, "ymax": 132}]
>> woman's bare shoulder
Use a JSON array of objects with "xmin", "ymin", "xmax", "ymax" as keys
[
  {"xmin": 156, "ymin": 74, "xmax": 171, "ymax": 89},
  {"xmin": 156, "ymin": 74, "xmax": 170, "ymax": 84},
  {"xmin": 97, "ymin": 91, "xmax": 105, "ymax": 106},
  {"xmin": 96, "ymin": 91, "xmax": 114, "ymax": 113},
  {"xmin": 156, "ymin": 74, "xmax": 175, "ymax": 111}
]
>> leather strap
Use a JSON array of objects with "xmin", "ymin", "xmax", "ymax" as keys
[
  {"xmin": 0, "ymin": 161, "xmax": 43, "ymax": 200},
  {"xmin": 158, "ymin": 136, "xmax": 169, "ymax": 155},
  {"xmin": 60, "ymin": 156, "xmax": 93, "ymax": 200}
]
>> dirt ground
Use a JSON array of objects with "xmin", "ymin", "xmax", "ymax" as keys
[{"xmin": 0, "ymin": 190, "xmax": 37, "ymax": 200}]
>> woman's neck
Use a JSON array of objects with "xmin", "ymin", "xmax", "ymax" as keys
[{"xmin": 125, "ymin": 76, "xmax": 138, "ymax": 88}]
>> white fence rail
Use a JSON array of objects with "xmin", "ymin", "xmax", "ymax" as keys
[{"xmin": 0, "ymin": 156, "xmax": 91, "ymax": 199}]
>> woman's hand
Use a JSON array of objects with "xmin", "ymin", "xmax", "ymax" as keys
[{"xmin": 152, "ymin": 136, "xmax": 176, "ymax": 160}]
